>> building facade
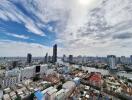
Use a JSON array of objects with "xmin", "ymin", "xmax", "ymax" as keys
[
  {"xmin": 27, "ymin": 53, "xmax": 32, "ymax": 64},
  {"xmin": 1, "ymin": 64, "xmax": 48, "ymax": 88},
  {"xmin": 107, "ymin": 55, "xmax": 117, "ymax": 69},
  {"xmin": 2, "ymin": 76, "xmax": 19, "ymax": 88},
  {"xmin": 53, "ymin": 44, "xmax": 57, "ymax": 63},
  {"xmin": 69, "ymin": 55, "xmax": 73, "ymax": 64}
]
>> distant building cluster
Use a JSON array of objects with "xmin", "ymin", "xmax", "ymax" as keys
[
  {"xmin": 62, "ymin": 54, "xmax": 132, "ymax": 70},
  {"xmin": 0, "ymin": 44, "xmax": 132, "ymax": 100},
  {"xmin": 26, "ymin": 44, "xmax": 58, "ymax": 64}
]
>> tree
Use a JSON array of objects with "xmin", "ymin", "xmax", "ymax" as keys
[
  {"xmin": 30, "ymin": 92, "xmax": 35, "ymax": 100},
  {"xmin": 103, "ymin": 81, "xmax": 107, "ymax": 89},
  {"xmin": 80, "ymin": 91, "xmax": 84, "ymax": 96},
  {"xmin": 86, "ymin": 71, "xmax": 89, "ymax": 74},
  {"xmin": 60, "ymin": 78, "xmax": 65, "ymax": 84},
  {"xmin": 57, "ymin": 84, "xmax": 62, "ymax": 91},
  {"xmin": 45, "ymin": 83, "xmax": 50, "ymax": 89},
  {"xmin": 33, "ymin": 75, "xmax": 40, "ymax": 81},
  {"xmin": 15, "ymin": 95, "xmax": 21, "ymax": 100}
]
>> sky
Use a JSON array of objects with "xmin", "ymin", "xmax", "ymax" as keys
[{"xmin": 0, "ymin": 0, "xmax": 132, "ymax": 57}]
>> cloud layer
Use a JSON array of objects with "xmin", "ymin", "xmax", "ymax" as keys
[
  {"xmin": 6, "ymin": 33, "xmax": 29, "ymax": 39},
  {"xmin": 0, "ymin": 0, "xmax": 132, "ymax": 56},
  {"xmin": 0, "ymin": 0, "xmax": 45, "ymax": 36}
]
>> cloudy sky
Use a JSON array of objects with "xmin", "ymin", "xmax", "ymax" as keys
[{"xmin": 0, "ymin": 0, "xmax": 132, "ymax": 57}]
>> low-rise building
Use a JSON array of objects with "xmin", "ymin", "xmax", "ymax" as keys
[
  {"xmin": 55, "ymin": 89, "xmax": 65, "ymax": 100},
  {"xmin": 0, "ymin": 90, "xmax": 3, "ymax": 100},
  {"xmin": 3, "ymin": 94, "xmax": 10, "ymax": 100},
  {"xmin": 3, "ymin": 88, "xmax": 11, "ymax": 94},
  {"xmin": 62, "ymin": 81, "xmax": 76, "ymax": 97},
  {"xmin": 87, "ymin": 72, "xmax": 103, "ymax": 87},
  {"xmin": 46, "ymin": 88, "xmax": 57, "ymax": 100}
]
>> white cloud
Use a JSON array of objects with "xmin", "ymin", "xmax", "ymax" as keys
[
  {"xmin": 0, "ymin": 0, "xmax": 45, "ymax": 36},
  {"xmin": 54, "ymin": 0, "xmax": 132, "ymax": 56},
  {"xmin": 1, "ymin": 0, "xmax": 132, "ymax": 56},
  {"xmin": 6, "ymin": 33, "xmax": 29, "ymax": 39},
  {"xmin": 25, "ymin": 21, "xmax": 45, "ymax": 36}
]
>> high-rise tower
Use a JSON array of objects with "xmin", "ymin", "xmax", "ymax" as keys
[
  {"xmin": 53, "ymin": 44, "xmax": 57, "ymax": 63},
  {"xmin": 27, "ymin": 53, "xmax": 32, "ymax": 64},
  {"xmin": 107, "ymin": 55, "xmax": 116, "ymax": 69}
]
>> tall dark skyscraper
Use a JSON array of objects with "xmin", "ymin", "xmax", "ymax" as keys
[
  {"xmin": 27, "ymin": 53, "xmax": 32, "ymax": 64},
  {"xmin": 12, "ymin": 61, "xmax": 18, "ymax": 68},
  {"xmin": 53, "ymin": 44, "xmax": 57, "ymax": 63},
  {"xmin": 69, "ymin": 55, "xmax": 73, "ymax": 64}
]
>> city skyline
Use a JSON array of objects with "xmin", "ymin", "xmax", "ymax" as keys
[{"xmin": 0, "ymin": 0, "xmax": 132, "ymax": 57}]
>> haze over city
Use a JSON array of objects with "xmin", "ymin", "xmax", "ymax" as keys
[{"xmin": 0, "ymin": 0, "xmax": 132, "ymax": 57}]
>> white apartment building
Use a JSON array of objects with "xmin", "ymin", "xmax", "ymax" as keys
[
  {"xmin": 0, "ymin": 64, "xmax": 48, "ymax": 88},
  {"xmin": 1, "ymin": 68, "xmax": 21, "ymax": 88},
  {"xmin": 20, "ymin": 66, "xmax": 35, "ymax": 81},
  {"xmin": 40, "ymin": 64, "xmax": 48, "ymax": 74},
  {"xmin": 0, "ymin": 65, "xmax": 48, "ymax": 88},
  {"xmin": 107, "ymin": 55, "xmax": 117, "ymax": 69},
  {"xmin": 20, "ymin": 64, "xmax": 48, "ymax": 81},
  {"xmin": 2, "ymin": 76, "xmax": 19, "ymax": 88},
  {"xmin": 5, "ymin": 68, "xmax": 21, "ymax": 77}
]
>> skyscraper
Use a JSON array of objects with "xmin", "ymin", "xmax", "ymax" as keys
[
  {"xmin": 107, "ymin": 55, "xmax": 116, "ymax": 69},
  {"xmin": 62, "ymin": 54, "xmax": 66, "ymax": 62},
  {"xmin": 53, "ymin": 44, "xmax": 57, "ymax": 63},
  {"xmin": 48, "ymin": 56, "xmax": 52, "ymax": 62},
  {"xmin": 69, "ymin": 55, "xmax": 73, "ymax": 64},
  {"xmin": 12, "ymin": 61, "xmax": 18, "ymax": 68},
  {"xmin": 44, "ymin": 53, "xmax": 48, "ymax": 63},
  {"xmin": 27, "ymin": 53, "xmax": 32, "ymax": 64}
]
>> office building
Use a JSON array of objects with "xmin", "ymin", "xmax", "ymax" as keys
[
  {"xmin": 53, "ymin": 44, "xmax": 57, "ymax": 63},
  {"xmin": 12, "ymin": 61, "xmax": 18, "ymax": 68},
  {"xmin": 21, "ymin": 65, "xmax": 48, "ymax": 81},
  {"xmin": 69, "ymin": 55, "xmax": 73, "ymax": 64},
  {"xmin": 120, "ymin": 56, "xmax": 130, "ymax": 64},
  {"xmin": 120, "ymin": 56, "xmax": 127, "ymax": 64},
  {"xmin": 62, "ymin": 54, "xmax": 66, "ymax": 62},
  {"xmin": 27, "ymin": 53, "xmax": 32, "ymax": 64},
  {"xmin": 130, "ymin": 55, "xmax": 132, "ymax": 64},
  {"xmin": 107, "ymin": 55, "xmax": 117, "ymax": 69},
  {"xmin": 44, "ymin": 53, "xmax": 48, "ymax": 63},
  {"xmin": 20, "ymin": 66, "xmax": 35, "ymax": 81},
  {"xmin": 48, "ymin": 56, "xmax": 52, "ymax": 62}
]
